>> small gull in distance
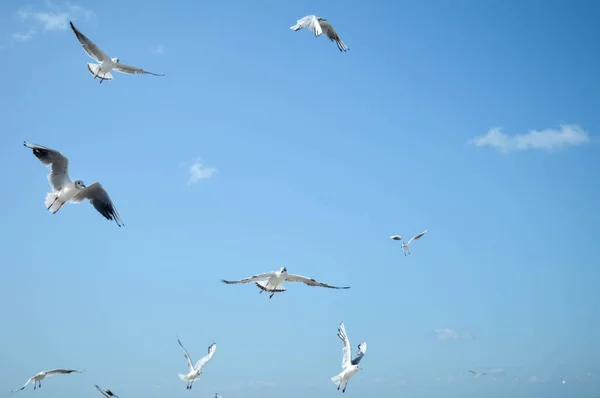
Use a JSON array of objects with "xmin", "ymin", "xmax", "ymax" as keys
[
  {"xmin": 69, "ymin": 21, "xmax": 165, "ymax": 83},
  {"xmin": 177, "ymin": 337, "xmax": 217, "ymax": 390},
  {"xmin": 12, "ymin": 369, "xmax": 83, "ymax": 392},
  {"xmin": 95, "ymin": 385, "xmax": 119, "ymax": 398},
  {"xmin": 468, "ymin": 370, "xmax": 487, "ymax": 378},
  {"xmin": 290, "ymin": 15, "xmax": 349, "ymax": 52},
  {"xmin": 390, "ymin": 229, "xmax": 428, "ymax": 256},
  {"xmin": 331, "ymin": 322, "xmax": 366, "ymax": 393},
  {"xmin": 221, "ymin": 266, "xmax": 350, "ymax": 299},
  {"xmin": 23, "ymin": 141, "xmax": 124, "ymax": 227}
]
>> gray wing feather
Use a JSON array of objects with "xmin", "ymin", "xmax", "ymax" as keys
[
  {"xmin": 177, "ymin": 337, "xmax": 195, "ymax": 372},
  {"xmin": 319, "ymin": 21, "xmax": 349, "ymax": 52},
  {"xmin": 221, "ymin": 272, "xmax": 273, "ymax": 284},
  {"xmin": 72, "ymin": 182, "xmax": 124, "ymax": 227},
  {"xmin": 12, "ymin": 377, "xmax": 34, "ymax": 392},
  {"xmin": 45, "ymin": 369, "xmax": 83, "ymax": 376},
  {"xmin": 351, "ymin": 342, "xmax": 367, "ymax": 365},
  {"xmin": 285, "ymin": 274, "xmax": 350, "ymax": 289},
  {"xmin": 194, "ymin": 343, "xmax": 216, "ymax": 371},
  {"xmin": 69, "ymin": 21, "xmax": 109, "ymax": 63},
  {"xmin": 114, "ymin": 63, "xmax": 165, "ymax": 76},
  {"xmin": 23, "ymin": 141, "xmax": 72, "ymax": 191}
]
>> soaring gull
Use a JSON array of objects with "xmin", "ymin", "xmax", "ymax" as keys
[
  {"xmin": 23, "ymin": 142, "xmax": 124, "ymax": 227},
  {"xmin": 12, "ymin": 369, "xmax": 83, "ymax": 392},
  {"xmin": 221, "ymin": 266, "xmax": 350, "ymax": 299},
  {"xmin": 69, "ymin": 21, "xmax": 165, "ymax": 83},
  {"xmin": 468, "ymin": 370, "xmax": 487, "ymax": 378},
  {"xmin": 331, "ymin": 322, "xmax": 366, "ymax": 393},
  {"xmin": 290, "ymin": 15, "xmax": 349, "ymax": 52},
  {"xmin": 390, "ymin": 229, "xmax": 428, "ymax": 256},
  {"xmin": 95, "ymin": 384, "xmax": 119, "ymax": 398},
  {"xmin": 177, "ymin": 337, "xmax": 217, "ymax": 390}
]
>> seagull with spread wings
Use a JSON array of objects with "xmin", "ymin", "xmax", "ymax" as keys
[
  {"xmin": 69, "ymin": 21, "xmax": 165, "ymax": 83},
  {"xmin": 23, "ymin": 142, "xmax": 124, "ymax": 227},
  {"xmin": 12, "ymin": 369, "xmax": 83, "ymax": 392},
  {"xmin": 468, "ymin": 370, "xmax": 487, "ymax": 378},
  {"xmin": 390, "ymin": 229, "xmax": 428, "ymax": 256},
  {"xmin": 290, "ymin": 15, "xmax": 349, "ymax": 52},
  {"xmin": 331, "ymin": 322, "xmax": 366, "ymax": 393},
  {"xmin": 177, "ymin": 337, "xmax": 217, "ymax": 390},
  {"xmin": 221, "ymin": 266, "xmax": 350, "ymax": 299},
  {"xmin": 95, "ymin": 384, "xmax": 119, "ymax": 398}
]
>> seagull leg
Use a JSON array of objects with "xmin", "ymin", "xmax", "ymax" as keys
[
  {"xmin": 52, "ymin": 201, "xmax": 65, "ymax": 214},
  {"xmin": 47, "ymin": 196, "xmax": 59, "ymax": 210},
  {"xmin": 269, "ymin": 292, "xmax": 275, "ymax": 299}
]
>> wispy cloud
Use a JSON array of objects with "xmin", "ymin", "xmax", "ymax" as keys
[
  {"xmin": 434, "ymin": 328, "xmax": 475, "ymax": 341},
  {"xmin": 187, "ymin": 158, "xmax": 216, "ymax": 186},
  {"xmin": 9, "ymin": 2, "xmax": 94, "ymax": 46},
  {"xmin": 151, "ymin": 44, "xmax": 165, "ymax": 54},
  {"xmin": 469, "ymin": 124, "xmax": 592, "ymax": 153}
]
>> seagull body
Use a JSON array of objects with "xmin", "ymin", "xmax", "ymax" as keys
[
  {"xmin": 12, "ymin": 369, "xmax": 83, "ymax": 392},
  {"xmin": 177, "ymin": 337, "xmax": 216, "ymax": 390},
  {"xmin": 290, "ymin": 15, "xmax": 349, "ymax": 52},
  {"xmin": 69, "ymin": 21, "xmax": 165, "ymax": 84},
  {"xmin": 331, "ymin": 322, "xmax": 366, "ymax": 393},
  {"xmin": 23, "ymin": 142, "xmax": 124, "ymax": 226},
  {"xmin": 95, "ymin": 384, "xmax": 119, "ymax": 398},
  {"xmin": 468, "ymin": 370, "xmax": 487, "ymax": 378},
  {"xmin": 221, "ymin": 266, "xmax": 350, "ymax": 299},
  {"xmin": 390, "ymin": 229, "xmax": 428, "ymax": 256}
]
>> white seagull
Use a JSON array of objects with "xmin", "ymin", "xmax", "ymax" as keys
[
  {"xmin": 177, "ymin": 337, "xmax": 217, "ymax": 390},
  {"xmin": 290, "ymin": 15, "xmax": 349, "ymax": 52},
  {"xmin": 221, "ymin": 266, "xmax": 350, "ymax": 299},
  {"xmin": 69, "ymin": 21, "xmax": 165, "ymax": 83},
  {"xmin": 331, "ymin": 322, "xmax": 366, "ymax": 393},
  {"xmin": 390, "ymin": 229, "xmax": 428, "ymax": 256},
  {"xmin": 12, "ymin": 368, "xmax": 83, "ymax": 392},
  {"xmin": 95, "ymin": 384, "xmax": 119, "ymax": 398},
  {"xmin": 23, "ymin": 141, "xmax": 124, "ymax": 227},
  {"xmin": 468, "ymin": 370, "xmax": 487, "ymax": 378}
]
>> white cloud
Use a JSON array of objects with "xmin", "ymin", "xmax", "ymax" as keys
[
  {"xmin": 187, "ymin": 158, "xmax": 216, "ymax": 186},
  {"xmin": 10, "ymin": 2, "xmax": 94, "ymax": 44},
  {"xmin": 151, "ymin": 44, "xmax": 165, "ymax": 54},
  {"xmin": 434, "ymin": 328, "xmax": 474, "ymax": 341},
  {"xmin": 470, "ymin": 124, "xmax": 591, "ymax": 153}
]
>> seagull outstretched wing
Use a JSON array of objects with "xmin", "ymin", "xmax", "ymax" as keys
[
  {"xmin": 114, "ymin": 63, "xmax": 165, "ymax": 76},
  {"xmin": 337, "ymin": 322, "xmax": 352, "ymax": 369},
  {"xmin": 351, "ymin": 342, "xmax": 367, "ymax": 365},
  {"xmin": 285, "ymin": 274, "xmax": 350, "ymax": 289},
  {"xmin": 407, "ymin": 229, "xmax": 427, "ymax": 245},
  {"xmin": 23, "ymin": 141, "xmax": 72, "ymax": 191},
  {"xmin": 72, "ymin": 182, "xmax": 123, "ymax": 227},
  {"xmin": 290, "ymin": 15, "xmax": 323, "ymax": 36},
  {"xmin": 221, "ymin": 272, "xmax": 274, "ymax": 284},
  {"xmin": 194, "ymin": 343, "xmax": 217, "ymax": 371},
  {"xmin": 177, "ymin": 337, "xmax": 195, "ymax": 373},
  {"xmin": 69, "ymin": 21, "xmax": 110, "ymax": 63},
  {"xmin": 319, "ymin": 20, "xmax": 349, "ymax": 52}
]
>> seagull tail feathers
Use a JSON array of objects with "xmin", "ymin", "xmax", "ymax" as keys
[
  {"xmin": 87, "ymin": 63, "xmax": 113, "ymax": 81},
  {"xmin": 330, "ymin": 374, "xmax": 342, "ymax": 386},
  {"xmin": 178, "ymin": 373, "xmax": 189, "ymax": 382},
  {"xmin": 45, "ymin": 192, "xmax": 61, "ymax": 213}
]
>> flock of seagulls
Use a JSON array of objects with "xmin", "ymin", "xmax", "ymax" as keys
[{"xmin": 13, "ymin": 13, "xmax": 434, "ymax": 397}]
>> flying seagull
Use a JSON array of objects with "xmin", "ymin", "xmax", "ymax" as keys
[
  {"xmin": 468, "ymin": 370, "xmax": 487, "ymax": 378},
  {"xmin": 221, "ymin": 266, "xmax": 350, "ymax": 299},
  {"xmin": 95, "ymin": 385, "xmax": 119, "ymax": 398},
  {"xmin": 215, "ymin": 394, "xmax": 223, "ymax": 398},
  {"xmin": 290, "ymin": 15, "xmax": 349, "ymax": 52},
  {"xmin": 12, "ymin": 369, "xmax": 83, "ymax": 392},
  {"xmin": 69, "ymin": 21, "xmax": 165, "ymax": 83},
  {"xmin": 23, "ymin": 142, "xmax": 124, "ymax": 227},
  {"xmin": 177, "ymin": 337, "xmax": 217, "ymax": 390},
  {"xmin": 331, "ymin": 322, "xmax": 366, "ymax": 393},
  {"xmin": 390, "ymin": 229, "xmax": 428, "ymax": 256}
]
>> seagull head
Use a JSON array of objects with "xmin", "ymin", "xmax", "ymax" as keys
[
  {"xmin": 74, "ymin": 180, "xmax": 86, "ymax": 189},
  {"xmin": 280, "ymin": 266, "xmax": 287, "ymax": 273},
  {"xmin": 318, "ymin": 17, "xmax": 327, "ymax": 21},
  {"xmin": 111, "ymin": 57, "xmax": 119, "ymax": 64},
  {"xmin": 355, "ymin": 365, "xmax": 362, "ymax": 371}
]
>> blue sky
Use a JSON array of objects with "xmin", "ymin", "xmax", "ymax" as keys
[{"xmin": 0, "ymin": 0, "xmax": 599, "ymax": 397}]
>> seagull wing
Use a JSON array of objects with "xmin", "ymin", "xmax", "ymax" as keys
[
  {"xmin": 351, "ymin": 342, "xmax": 367, "ymax": 365},
  {"xmin": 337, "ymin": 322, "xmax": 352, "ymax": 369},
  {"xmin": 177, "ymin": 337, "xmax": 195, "ymax": 373},
  {"xmin": 113, "ymin": 62, "xmax": 165, "ymax": 76},
  {"xmin": 95, "ymin": 384, "xmax": 119, "ymax": 398},
  {"xmin": 407, "ymin": 229, "xmax": 428, "ymax": 245},
  {"xmin": 194, "ymin": 343, "xmax": 216, "ymax": 371},
  {"xmin": 390, "ymin": 235, "xmax": 402, "ymax": 240},
  {"xmin": 221, "ymin": 272, "xmax": 274, "ymax": 284},
  {"xmin": 23, "ymin": 141, "xmax": 72, "ymax": 191},
  {"xmin": 12, "ymin": 376, "xmax": 34, "ymax": 393},
  {"xmin": 71, "ymin": 182, "xmax": 124, "ymax": 227},
  {"xmin": 285, "ymin": 274, "xmax": 350, "ymax": 289},
  {"xmin": 69, "ymin": 21, "xmax": 110, "ymax": 63},
  {"xmin": 319, "ymin": 21, "xmax": 349, "ymax": 52},
  {"xmin": 45, "ymin": 368, "xmax": 83, "ymax": 377},
  {"xmin": 291, "ymin": 15, "xmax": 323, "ymax": 36}
]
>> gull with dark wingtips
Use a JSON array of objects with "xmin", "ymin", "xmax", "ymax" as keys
[
  {"xmin": 69, "ymin": 21, "xmax": 165, "ymax": 83},
  {"xmin": 12, "ymin": 369, "xmax": 83, "ymax": 392},
  {"xmin": 331, "ymin": 322, "xmax": 366, "ymax": 393},
  {"xmin": 390, "ymin": 229, "xmax": 428, "ymax": 256},
  {"xmin": 221, "ymin": 266, "xmax": 350, "ymax": 299},
  {"xmin": 95, "ymin": 385, "xmax": 119, "ymax": 398},
  {"xmin": 177, "ymin": 337, "xmax": 217, "ymax": 390},
  {"xmin": 290, "ymin": 15, "xmax": 349, "ymax": 52},
  {"xmin": 23, "ymin": 141, "xmax": 124, "ymax": 227}
]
